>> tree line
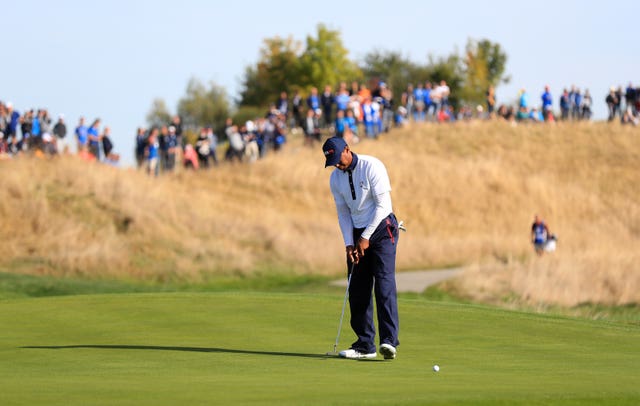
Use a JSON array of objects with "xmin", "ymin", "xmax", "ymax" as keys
[{"xmin": 147, "ymin": 24, "xmax": 509, "ymax": 141}]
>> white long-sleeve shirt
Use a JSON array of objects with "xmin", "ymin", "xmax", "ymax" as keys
[{"xmin": 329, "ymin": 154, "xmax": 393, "ymax": 246}]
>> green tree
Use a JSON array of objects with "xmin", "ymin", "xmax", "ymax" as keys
[
  {"xmin": 177, "ymin": 77, "xmax": 231, "ymax": 132},
  {"xmin": 238, "ymin": 36, "xmax": 303, "ymax": 108},
  {"xmin": 298, "ymin": 24, "xmax": 361, "ymax": 90},
  {"xmin": 360, "ymin": 50, "xmax": 416, "ymax": 96},
  {"xmin": 460, "ymin": 38, "xmax": 509, "ymax": 106},
  {"xmin": 424, "ymin": 54, "xmax": 464, "ymax": 109},
  {"xmin": 146, "ymin": 98, "xmax": 172, "ymax": 128}
]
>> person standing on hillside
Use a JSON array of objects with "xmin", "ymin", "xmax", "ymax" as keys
[
  {"xmin": 541, "ymin": 85, "xmax": 553, "ymax": 121},
  {"xmin": 531, "ymin": 215, "xmax": 551, "ymax": 256},
  {"xmin": 322, "ymin": 136, "xmax": 400, "ymax": 360},
  {"xmin": 52, "ymin": 114, "xmax": 67, "ymax": 152}
]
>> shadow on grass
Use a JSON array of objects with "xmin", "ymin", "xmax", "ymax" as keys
[{"xmin": 22, "ymin": 344, "xmax": 384, "ymax": 361}]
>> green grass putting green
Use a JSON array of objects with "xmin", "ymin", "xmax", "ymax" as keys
[{"xmin": 1, "ymin": 292, "xmax": 639, "ymax": 405}]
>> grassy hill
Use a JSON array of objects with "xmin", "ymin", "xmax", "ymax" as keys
[
  {"xmin": 0, "ymin": 121, "xmax": 638, "ymax": 309},
  {"xmin": 1, "ymin": 292, "xmax": 638, "ymax": 405}
]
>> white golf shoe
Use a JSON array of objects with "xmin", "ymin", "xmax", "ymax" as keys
[
  {"xmin": 338, "ymin": 349, "xmax": 377, "ymax": 359},
  {"xmin": 379, "ymin": 343, "xmax": 396, "ymax": 360}
]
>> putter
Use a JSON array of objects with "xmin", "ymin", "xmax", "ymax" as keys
[{"xmin": 326, "ymin": 261, "xmax": 355, "ymax": 356}]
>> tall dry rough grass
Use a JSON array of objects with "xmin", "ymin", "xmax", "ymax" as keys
[{"xmin": 0, "ymin": 121, "xmax": 638, "ymax": 306}]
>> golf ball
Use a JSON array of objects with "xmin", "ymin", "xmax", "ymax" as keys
[{"xmin": 433, "ymin": 364, "xmax": 440, "ymax": 372}]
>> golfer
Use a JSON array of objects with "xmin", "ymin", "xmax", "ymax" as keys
[{"xmin": 322, "ymin": 136, "xmax": 400, "ymax": 360}]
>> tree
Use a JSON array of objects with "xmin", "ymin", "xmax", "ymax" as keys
[
  {"xmin": 146, "ymin": 98, "xmax": 172, "ymax": 128},
  {"xmin": 177, "ymin": 77, "xmax": 230, "ymax": 132},
  {"xmin": 360, "ymin": 50, "xmax": 416, "ymax": 96},
  {"xmin": 460, "ymin": 39, "xmax": 509, "ymax": 106},
  {"xmin": 238, "ymin": 36, "xmax": 303, "ymax": 108},
  {"xmin": 298, "ymin": 24, "xmax": 361, "ymax": 90},
  {"xmin": 424, "ymin": 54, "xmax": 465, "ymax": 109}
]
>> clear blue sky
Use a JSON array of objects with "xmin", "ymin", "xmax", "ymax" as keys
[{"xmin": 3, "ymin": 0, "xmax": 638, "ymax": 166}]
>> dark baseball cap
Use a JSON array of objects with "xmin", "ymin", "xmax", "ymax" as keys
[{"xmin": 322, "ymin": 136, "xmax": 347, "ymax": 167}]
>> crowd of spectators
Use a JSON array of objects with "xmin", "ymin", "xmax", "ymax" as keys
[
  {"xmin": 134, "ymin": 110, "xmax": 288, "ymax": 176},
  {"xmin": 490, "ymin": 83, "xmax": 640, "ymax": 125},
  {"xmin": 0, "ymin": 100, "xmax": 120, "ymax": 164},
  {"xmin": 4, "ymin": 80, "xmax": 638, "ymax": 170}
]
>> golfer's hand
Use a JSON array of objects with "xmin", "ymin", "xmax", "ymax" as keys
[
  {"xmin": 357, "ymin": 238, "xmax": 369, "ymax": 258},
  {"xmin": 346, "ymin": 245, "xmax": 359, "ymax": 264}
]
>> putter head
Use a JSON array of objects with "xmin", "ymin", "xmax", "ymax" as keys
[{"xmin": 398, "ymin": 220, "xmax": 407, "ymax": 232}]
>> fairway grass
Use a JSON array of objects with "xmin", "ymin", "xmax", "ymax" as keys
[{"xmin": 1, "ymin": 292, "xmax": 639, "ymax": 405}]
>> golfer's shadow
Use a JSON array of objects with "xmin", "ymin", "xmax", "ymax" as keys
[{"xmin": 21, "ymin": 344, "xmax": 358, "ymax": 360}]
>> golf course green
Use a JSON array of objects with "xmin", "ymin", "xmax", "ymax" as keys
[{"xmin": 1, "ymin": 291, "xmax": 638, "ymax": 405}]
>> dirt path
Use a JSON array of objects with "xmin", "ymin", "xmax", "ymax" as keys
[{"xmin": 329, "ymin": 268, "xmax": 464, "ymax": 293}]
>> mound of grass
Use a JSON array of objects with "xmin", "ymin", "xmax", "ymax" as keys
[{"xmin": 1, "ymin": 292, "xmax": 638, "ymax": 405}]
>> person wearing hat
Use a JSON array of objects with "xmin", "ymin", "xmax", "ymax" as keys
[{"xmin": 322, "ymin": 136, "xmax": 400, "ymax": 360}]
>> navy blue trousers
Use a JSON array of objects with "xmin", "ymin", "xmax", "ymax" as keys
[{"xmin": 348, "ymin": 213, "xmax": 400, "ymax": 353}]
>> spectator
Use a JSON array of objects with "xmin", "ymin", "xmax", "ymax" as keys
[
  {"xmin": 559, "ymin": 89, "xmax": 570, "ymax": 120},
  {"xmin": 5, "ymin": 102, "xmax": 20, "ymax": 147},
  {"xmin": 41, "ymin": 133, "xmax": 57, "ymax": 156},
  {"xmin": 334, "ymin": 109, "xmax": 346, "ymax": 137},
  {"xmin": 242, "ymin": 121, "xmax": 259, "ymax": 163},
  {"xmin": 516, "ymin": 106, "xmax": 529, "ymax": 122},
  {"xmin": 20, "ymin": 110, "xmax": 34, "ymax": 149},
  {"xmin": 518, "ymin": 88, "xmax": 529, "ymax": 110},
  {"xmin": 614, "ymin": 86, "xmax": 623, "ymax": 119},
  {"xmin": 52, "ymin": 114, "xmax": 67, "ymax": 153},
  {"xmin": 40, "ymin": 109, "xmax": 52, "ymax": 138},
  {"xmin": 361, "ymin": 97, "xmax": 378, "ymax": 138},
  {"xmin": 380, "ymin": 83, "xmax": 394, "ymax": 133},
  {"xmin": 291, "ymin": 90, "xmax": 303, "ymax": 128},
  {"xmin": 621, "ymin": 107, "xmax": 639, "ymax": 126},
  {"xmin": 412, "ymin": 82, "xmax": 425, "ymax": 122},
  {"xmin": 335, "ymin": 84, "xmax": 350, "ymax": 114},
  {"xmin": 541, "ymin": 85, "xmax": 553, "ymax": 121},
  {"xmin": 606, "ymin": 87, "xmax": 618, "ymax": 121},
  {"xmin": 87, "ymin": 118, "xmax": 102, "ymax": 159},
  {"xmin": 486, "ymin": 85, "xmax": 496, "ymax": 118},
  {"xmin": 401, "ymin": 84, "xmax": 415, "ymax": 120},
  {"xmin": 625, "ymin": 83, "xmax": 636, "ymax": 115},
  {"xmin": 206, "ymin": 127, "xmax": 218, "ymax": 166},
  {"xmin": 306, "ymin": 87, "xmax": 320, "ymax": 115},
  {"xmin": 165, "ymin": 125, "xmax": 179, "ymax": 171},
  {"xmin": 529, "ymin": 107, "xmax": 543, "ymax": 122},
  {"xmin": 581, "ymin": 89, "xmax": 593, "ymax": 120},
  {"xmin": 345, "ymin": 108, "xmax": 358, "ymax": 135},
  {"xmin": 145, "ymin": 128, "xmax": 160, "ymax": 176},
  {"xmin": 171, "ymin": 115, "xmax": 183, "ymax": 148},
  {"xmin": 183, "ymin": 144, "xmax": 199, "ymax": 170},
  {"xmin": 572, "ymin": 88, "xmax": 582, "ymax": 120},
  {"xmin": 30, "ymin": 110, "xmax": 41, "ymax": 149},
  {"xmin": 437, "ymin": 105, "xmax": 452, "ymax": 122},
  {"xmin": 195, "ymin": 127, "xmax": 212, "ymax": 168},
  {"xmin": 436, "ymin": 80, "xmax": 450, "ymax": 111},
  {"xmin": 342, "ymin": 122, "xmax": 359, "ymax": 145},
  {"xmin": 276, "ymin": 91, "xmax": 289, "ymax": 118},
  {"xmin": 531, "ymin": 215, "xmax": 551, "ymax": 256},
  {"xmin": 225, "ymin": 121, "xmax": 244, "ymax": 162},
  {"xmin": 74, "ymin": 116, "xmax": 89, "ymax": 154},
  {"xmin": 320, "ymin": 85, "xmax": 335, "ymax": 128},
  {"xmin": 101, "ymin": 126, "xmax": 120, "ymax": 165},
  {"xmin": 158, "ymin": 125, "xmax": 169, "ymax": 170},
  {"xmin": 424, "ymin": 81, "xmax": 435, "ymax": 120},
  {"xmin": 134, "ymin": 127, "xmax": 147, "ymax": 169},
  {"xmin": 304, "ymin": 108, "xmax": 321, "ymax": 146}
]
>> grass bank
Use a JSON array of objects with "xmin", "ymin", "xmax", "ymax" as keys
[{"xmin": 0, "ymin": 121, "xmax": 638, "ymax": 307}]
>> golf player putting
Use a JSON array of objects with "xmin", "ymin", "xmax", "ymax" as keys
[{"xmin": 322, "ymin": 136, "xmax": 400, "ymax": 360}]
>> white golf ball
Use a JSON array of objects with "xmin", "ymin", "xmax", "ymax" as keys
[{"xmin": 433, "ymin": 364, "xmax": 440, "ymax": 372}]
